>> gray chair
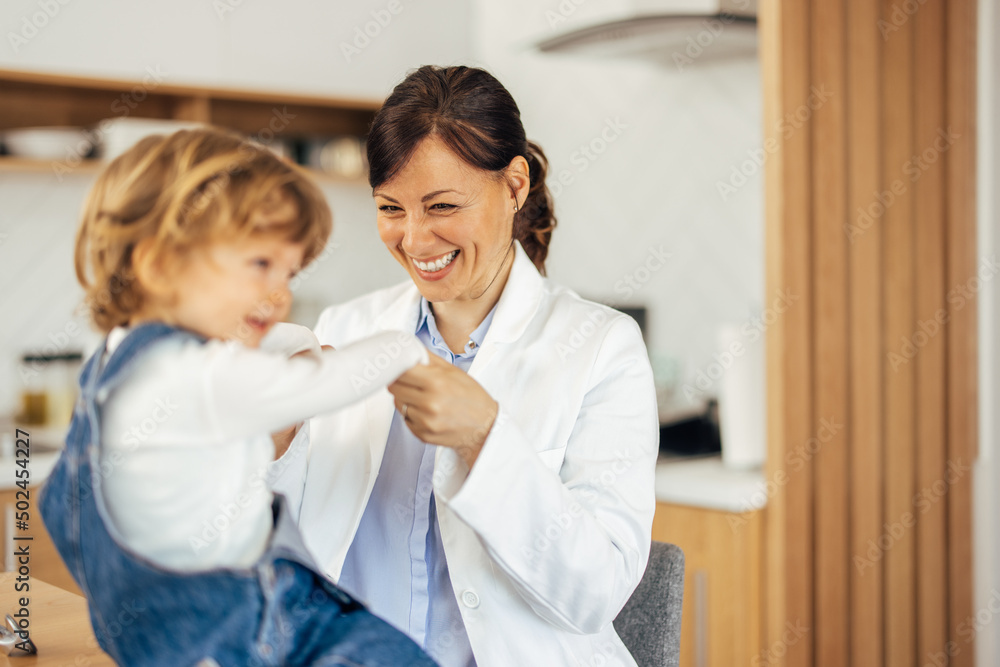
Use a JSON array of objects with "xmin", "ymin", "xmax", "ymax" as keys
[{"xmin": 614, "ymin": 541, "xmax": 686, "ymax": 667}]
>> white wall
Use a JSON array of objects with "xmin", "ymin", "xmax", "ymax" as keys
[
  {"xmin": 0, "ymin": 0, "xmax": 471, "ymax": 99},
  {"xmin": 469, "ymin": 1, "xmax": 765, "ymax": 412},
  {"xmin": 975, "ymin": 0, "xmax": 999, "ymax": 663}
]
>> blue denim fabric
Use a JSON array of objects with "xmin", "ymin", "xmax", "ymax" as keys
[{"xmin": 39, "ymin": 322, "xmax": 438, "ymax": 667}]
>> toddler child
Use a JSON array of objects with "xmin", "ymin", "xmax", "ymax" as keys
[{"xmin": 39, "ymin": 128, "xmax": 437, "ymax": 667}]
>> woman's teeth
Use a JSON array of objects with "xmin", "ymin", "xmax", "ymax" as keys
[{"xmin": 413, "ymin": 250, "xmax": 458, "ymax": 273}]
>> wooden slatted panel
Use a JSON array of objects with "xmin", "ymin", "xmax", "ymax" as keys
[
  {"xmin": 880, "ymin": 0, "xmax": 918, "ymax": 662},
  {"xmin": 760, "ymin": 0, "xmax": 815, "ymax": 663},
  {"xmin": 912, "ymin": 0, "xmax": 950, "ymax": 662},
  {"xmin": 945, "ymin": 0, "xmax": 979, "ymax": 663},
  {"xmin": 762, "ymin": 1, "xmax": 977, "ymax": 664},
  {"xmin": 845, "ymin": 0, "xmax": 884, "ymax": 662},
  {"xmin": 810, "ymin": 0, "xmax": 850, "ymax": 662}
]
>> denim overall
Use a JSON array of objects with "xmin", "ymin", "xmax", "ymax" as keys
[{"xmin": 39, "ymin": 323, "xmax": 437, "ymax": 667}]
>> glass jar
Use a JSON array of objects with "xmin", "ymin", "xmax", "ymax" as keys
[{"xmin": 18, "ymin": 352, "xmax": 83, "ymax": 429}]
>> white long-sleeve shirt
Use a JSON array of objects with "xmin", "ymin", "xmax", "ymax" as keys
[{"xmin": 98, "ymin": 323, "xmax": 427, "ymax": 571}]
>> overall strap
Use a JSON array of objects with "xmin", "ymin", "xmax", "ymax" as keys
[{"xmin": 96, "ymin": 322, "xmax": 205, "ymax": 395}]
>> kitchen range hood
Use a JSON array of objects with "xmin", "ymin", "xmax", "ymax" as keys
[{"xmin": 536, "ymin": 0, "xmax": 757, "ymax": 66}]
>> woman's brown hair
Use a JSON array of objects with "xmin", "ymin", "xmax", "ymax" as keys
[
  {"xmin": 75, "ymin": 127, "xmax": 332, "ymax": 332},
  {"xmin": 367, "ymin": 65, "xmax": 556, "ymax": 274}
]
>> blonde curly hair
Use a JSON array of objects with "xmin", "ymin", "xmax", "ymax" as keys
[{"xmin": 74, "ymin": 127, "xmax": 332, "ymax": 333}]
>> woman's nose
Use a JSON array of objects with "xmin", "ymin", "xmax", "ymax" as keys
[{"xmin": 401, "ymin": 212, "xmax": 434, "ymax": 251}]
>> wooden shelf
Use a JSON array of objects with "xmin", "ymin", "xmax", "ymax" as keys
[
  {"xmin": 0, "ymin": 155, "xmax": 368, "ymax": 187},
  {"xmin": 0, "ymin": 156, "xmax": 103, "ymax": 175},
  {"xmin": 0, "ymin": 67, "xmax": 381, "ymax": 140},
  {"xmin": 0, "ymin": 68, "xmax": 381, "ymax": 185}
]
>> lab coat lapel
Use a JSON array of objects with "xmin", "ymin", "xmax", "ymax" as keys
[
  {"xmin": 467, "ymin": 242, "xmax": 544, "ymax": 380},
  {"xmin": 437, "ymin": 243, "xmax": 545, "ymax": 496},
  {"xmin": 363, "ymin": 286, "xmax": 423, "ymax": 489}
]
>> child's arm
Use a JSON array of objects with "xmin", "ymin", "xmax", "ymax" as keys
[{"xmin": 201, "ymin": 329, "xmax": 428, "ymax": 441}]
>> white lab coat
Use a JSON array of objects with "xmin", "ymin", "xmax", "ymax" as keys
[{"xmin": 270, "ymin": 243, "xmax": 659, "ymax": 667}]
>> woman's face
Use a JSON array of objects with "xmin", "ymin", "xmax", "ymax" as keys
[{"xmin": 374, "ymin": 135, "xmax": 525, "ymax": 305}]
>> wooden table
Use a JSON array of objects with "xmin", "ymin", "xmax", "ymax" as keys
[{"xmin": 0, "ymin": 572, "xmax": 113, "ymax": 666}]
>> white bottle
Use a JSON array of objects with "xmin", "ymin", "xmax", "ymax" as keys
[{"xmin": 717, "ymin": 324, "xmax": 766, "ymax": 469}]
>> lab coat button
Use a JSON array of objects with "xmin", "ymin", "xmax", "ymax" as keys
[{"xmin": 461, "ymin": 590, "xmax": 480, "ymax": 608}]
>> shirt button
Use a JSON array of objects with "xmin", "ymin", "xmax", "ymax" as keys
[{"xmin": 461, "ymin": 589, "xmax": 480, "ymax": 609}]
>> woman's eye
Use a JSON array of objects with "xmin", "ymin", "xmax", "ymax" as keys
[
  {"xmin": 252, "ymin": 258, "xmax": 271, "ymax": 270},
  {"xmin": 378, "ymin": 204, "xmax": 401, "ymax": 213},
  {"xmin": 430, "ymin": 203, "xmax": 456, "ymax": 211}
]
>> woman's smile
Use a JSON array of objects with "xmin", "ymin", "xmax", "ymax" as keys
[{"xmin": 411, "ymin": 249, "xmax": 460, "ymax": 276}]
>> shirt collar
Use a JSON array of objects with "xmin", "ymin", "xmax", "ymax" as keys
[{"xmin": 416, "ymin": 297, "xmax": 498, "ymax": 357}]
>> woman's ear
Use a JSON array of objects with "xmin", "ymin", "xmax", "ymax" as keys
[{"xmin": 505, "ymin": 155, "xmax": 531, "ymax": 211}]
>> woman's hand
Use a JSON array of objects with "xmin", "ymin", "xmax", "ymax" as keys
[{"xmin": 388, "ymin": 353, "xmax": 498, "ymax": 469}]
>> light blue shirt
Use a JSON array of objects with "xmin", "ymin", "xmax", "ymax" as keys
[{"xmin": 338, "ymin": 298, "xmax": 497, "ymax": 667}]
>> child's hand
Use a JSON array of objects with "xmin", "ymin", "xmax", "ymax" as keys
[{"xmin": 270, "ymin": 346, "xmax": 334, "ymax": 458}]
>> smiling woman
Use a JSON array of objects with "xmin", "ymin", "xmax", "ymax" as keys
[{"xmin": 271, "ymin": 65, "xmax": 659, "ymax": 667}]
